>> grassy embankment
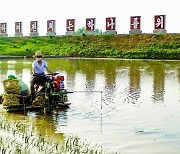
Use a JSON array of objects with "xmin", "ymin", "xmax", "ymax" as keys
[{"xmin": 0, "ymin": 33, "xmax": 180, "ymax": 59}]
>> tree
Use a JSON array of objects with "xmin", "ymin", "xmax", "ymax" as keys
[
  {"xmin": 75, "ymin": 27, "xmax": 86, "ymax": 35},
  {"xmin": 75, "ymin": 27, "xmax": 104, "ymax": 35}
]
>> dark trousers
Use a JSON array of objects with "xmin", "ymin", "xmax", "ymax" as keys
[{"xmin": 30, "ymin": 75, "xmax": 47, "ymax": 97}]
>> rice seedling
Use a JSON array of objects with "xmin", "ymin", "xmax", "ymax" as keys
[{"xmin": 0, "ymin": 118, "xmax": 116, "ymax": 154}]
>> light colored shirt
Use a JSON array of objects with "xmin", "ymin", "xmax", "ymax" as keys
[{"xmin": 32, "ymin": 60, "xmax": 47, "ymax": 74}]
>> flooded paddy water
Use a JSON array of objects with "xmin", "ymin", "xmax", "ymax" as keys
[{"xmin": 0, "ymin": 58, "xmax": 180, "ymax": 154}]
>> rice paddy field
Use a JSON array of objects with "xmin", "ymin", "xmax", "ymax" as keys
[{"xmin": 0, "ymin": 58, "xmax": 179, "ymax": 153}]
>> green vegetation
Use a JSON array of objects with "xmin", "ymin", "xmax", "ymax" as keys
[
  {"xmin": 76, "ymin": 27, "xmax": 104, "ymax": 35},
  {"xmin": 0, "ymin": 118, "xmax": 114, "ymax": 154},
  {"xmin": 0, "ymin": 33, "xmax": 180, "ymax": 59}
]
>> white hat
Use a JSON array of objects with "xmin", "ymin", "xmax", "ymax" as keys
[{"xmin": 33, "ymin": 51, "xmax": 43, "ymax": 58}]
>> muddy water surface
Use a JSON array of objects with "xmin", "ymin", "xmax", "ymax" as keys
[{"xmin": 0, "ymin": 58, "xmax": 180, "ymax": 154}]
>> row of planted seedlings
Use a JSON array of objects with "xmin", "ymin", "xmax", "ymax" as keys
[{"xmin": 0, "ymin": 115, "xmax": 116, "ymax": 154}]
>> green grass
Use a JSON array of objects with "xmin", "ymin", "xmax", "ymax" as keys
[{"xmin": 0, "ymin": 34, "xmax": 180, "ymax": 59}]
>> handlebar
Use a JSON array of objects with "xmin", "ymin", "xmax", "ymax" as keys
[
  {"xmin": 45, "ymin": 72, "xmax": 59, "ymax": 76},
  {"xmin": 33, "ymin": 73, "xmax": 59, "ymax": 77}
]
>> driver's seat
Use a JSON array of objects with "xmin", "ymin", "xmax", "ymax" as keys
[{"xmin": 34, "ymin": 80, "xmax": 46, "ymax": 92}]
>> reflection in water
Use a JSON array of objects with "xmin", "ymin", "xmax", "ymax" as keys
[
  {"xmin": 0, "ymin": 58, "xmax": 179, "ymax": 107},
  {"xmin": 82, "ymin": 60, "xmax": 96, "ymax": 91},
  {"xmin": 22, "ymin": 69, "xmax": 31, "ymax": 87},
  {"xmin": 104, "ymin": 61, "xmax": 116, "ymax": 86},
  {"xmin": 33, "ymin": 112, "xmax": 65, "ymax": 146},
  {"xmin": 103, "ymin": 61, "xmax": 117, "ymax": 108},
  {"xmin": 7, "ymin": 61, "xmax": 16, "ymax": 78},
  {"xmin": 153, "ymin": 65, "xmax": 165, "ymax": 102},
  {"xmin": 0, "ymin": 71, "xmax": 2, "ymax": 94},
  {"xmin": 0, "ymin": 58, "xmax": 180, "ymax": 153},
  {"xmin": 129, "ymin": 65, "xmax": 141, "ymax": 104},
  {"xmin": 7, "ymin": 60, "xmax": 17, "ymax": 68},
  {"xmin": 1, "ymin": 110, "xmax": 65, "ymax": 148},
  {"xmin": 53, "ymin": 108, "xmax": 69, "ymax": 133},
  {"xmin": 178, "ymin": 68, "xmax": 180, "ymax": 83}
]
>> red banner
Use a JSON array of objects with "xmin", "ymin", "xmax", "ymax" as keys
[
  {"xmin": 130, "ymin": 16, "xmax": 141, "ymax": 30},
  {"xmin": 0, "ymin": 23, "xmax": 7, "ymax": 33},
  {"xmin": 15, "ymin": 22, "xmax": 22, "ymax": 33},
  {"xmin": 66, "ymin": 19, "xmax": 75, "ymax": 31},
  {"xmin": 106, "ymin": 17, "xmax": 116, "ymax": 30},
  {"xmin": 154, "ymin": 15, "xmax": 166, "ymax": 29},
  {"xmin": 47, "ymin": 20, "xmax": 55, "ymax": 32},
  {"xmin": 86, "ymin": 18, "xmax": 95, "ymax": 31},
  {"xmin": 30, "ymin": 21, "xmax": 38, "ymax": 32}
]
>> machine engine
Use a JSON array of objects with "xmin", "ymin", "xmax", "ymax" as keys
[{"xmin": 53, "ymin": 75, "xmax": 65, "ymax": 91}]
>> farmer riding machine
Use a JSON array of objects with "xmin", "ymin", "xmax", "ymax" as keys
[
  {"xmin": 1, "ymin": 73, "xmax": 71, "ymax": 113},
  {"xmin": 34, "ymin": 73, "xmax": 71, "ymax": 113}
]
